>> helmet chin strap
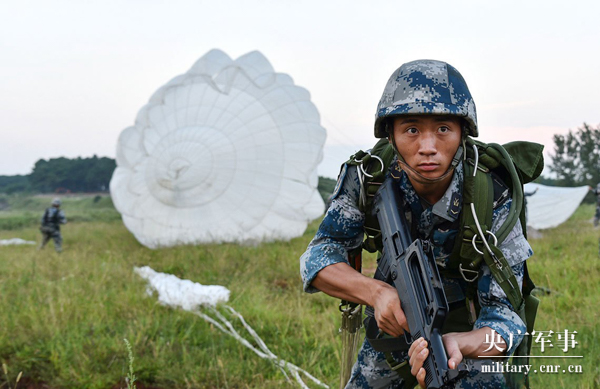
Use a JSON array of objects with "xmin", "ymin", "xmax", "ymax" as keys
[
  {"xmin": 397, "ymin": 159, "xmax": 457, "ymax": 185},
  {"xmin": 388, "ymin": 133, "xmax": 465, "ymax": 186}
]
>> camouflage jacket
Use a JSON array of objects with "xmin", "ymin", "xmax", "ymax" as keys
[
  {"xmin": 300, "ymin": 161, "xmax": 533, "ymax": 356},
  {"xmin": 41, "ymin": 207, "xmax": 67, "ymax": 230}
]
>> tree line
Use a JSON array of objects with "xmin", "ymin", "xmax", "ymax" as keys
[
  {"xmin": 0, "ymin": 156, "xmax": 116, "ymax": 194},
  {"xmin": 546, "ymin": 122, "xmax": 600, "ymax": 203}
]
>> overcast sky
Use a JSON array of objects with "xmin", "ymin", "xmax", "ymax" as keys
[{"xmin": 1, "ymin": 0, "xmax": 599, "ymax": 178}]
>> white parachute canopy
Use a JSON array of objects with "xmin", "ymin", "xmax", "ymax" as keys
[
  {"xmin": 0, "ymin": 238, "xmax": 36, "ymax": 246},
  {"xmin": 110, "ymin": 49, "xmax": 326, "ymax": 248},
  {"xmin": 524, "ymin": 183, "xmax": 589, "ymax": 230},
  {"xmin": 134, "ymin": 266, "xmax": 230, "ymax": 309}
]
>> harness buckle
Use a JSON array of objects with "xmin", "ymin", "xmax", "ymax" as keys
[
  {"xmin": 357, "ymin": 151, "xmax": 385, "ymax": 208},
  {"xmin": 359, "ymin": 154, "xmax": 385, "ymax": 179},
  {"xmin": 471, "ymin": 230, "xmax": 498, "ymax": 255},
  {"xmin": 459, "ymin": 263, "xmax": 479, "ymax": 282},
  {"xmin": 471, "ymin": 230, "xmax": 503, "ymax": 270}
]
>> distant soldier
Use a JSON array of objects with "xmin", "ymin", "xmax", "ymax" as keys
[
  {"xmin": 524, "ymin": 187, "xmax": 538, "ymax": 225},
  {"xmin": 39, "ymin": 198, "xmax": 67, "ymax": 252},
  {"xmin": 590, "ymin": 184, "xmax": 600, "ymax": 227}
]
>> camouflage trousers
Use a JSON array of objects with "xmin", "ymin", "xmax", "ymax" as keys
[
  {"xmin": 40, "ymin": 227, "xmax": 62, "ymax": 252},
  {"xmin": 344, "ymin": 339, "xmax": 511, "ymax": 389},
  {"xmin": 594, "ymin": 206, "xmax": 600, "ymax": 227}
]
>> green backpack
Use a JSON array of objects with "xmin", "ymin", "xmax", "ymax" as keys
[{"xmin": 345, "ymin": 137, "xmax": 544, "ymax": 388}]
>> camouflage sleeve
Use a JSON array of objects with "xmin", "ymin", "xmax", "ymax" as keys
[
  {"xmin": 474, "ymin": 199, "xmax": 533, "ymax": 355},
  {"xmin": 58, "ymin": 210, "xmax": 67, "ymax": 224},
  {"xmin": 299, "ymin": 165, "xmax": 364, "ymax": 293}
]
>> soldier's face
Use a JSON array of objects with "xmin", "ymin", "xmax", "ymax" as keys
[{"xmin": 391, "ymin": 115, "xmax": 462, "ymax": 179}]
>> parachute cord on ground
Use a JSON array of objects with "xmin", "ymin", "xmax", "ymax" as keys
[
  {"xmin": 134, "ymin": 266, "xmax": 329, "ymax": 389},
  {"xmin": 222, "ymin": 306, "xmax": 329, "ymax": 389},
  {"xmin": 208, "ymin": 307, "xmax": 290, "ymax": 379},
  {"xmin": 193, "ymin": 305, "xmax": 329, "ymax": 389},
  {"xmin": 203, "ymin": 307, "xmax": 289, "ymax": 380}
]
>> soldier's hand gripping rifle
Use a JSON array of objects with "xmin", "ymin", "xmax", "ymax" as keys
[{"xmin": 371, "ymin": 179, "xmax": 467, "ymax": 389}]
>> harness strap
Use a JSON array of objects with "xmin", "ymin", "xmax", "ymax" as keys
[
  {"xmin": 483, "ymin": 245, "xmax": 524, "ymax": 311},
  {"xmin": 346, "ymin": 138, "xmax": 395, "ymax": 253},
  {"xmin": 446, "ymin": 140, "xmax": 525, "ymax": 319}
]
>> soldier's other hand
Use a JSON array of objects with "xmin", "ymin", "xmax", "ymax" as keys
[
  {"xmin": 408, "ymin": 337, "xmax": 428, "ymax": 388},
  {"xmin": 442, "ymin": 333, "xmax": 464, "ymax": 372},
  {"xmin": 373, "ymin": 283, "xmax": 409, "ymax": 337}
]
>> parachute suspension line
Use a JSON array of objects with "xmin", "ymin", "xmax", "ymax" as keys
[
  {"xmin": 469, "ymin": 144, "xmax": 502, "ymax": 270},
  {"xmin": 193, "ymin": 305, "xmax": 329, "ymax": 389},
  {"xmin": 135, "ymin": 267, "xmax": 328, "ymax": 389}
]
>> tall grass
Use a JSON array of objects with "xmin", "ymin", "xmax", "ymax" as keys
[
  {"xmin": 0, "ymin": 198, "xmax": 598, "ymax": 388},
  {"xmin": 525, "ymin": 204, "xmax": 600, "ymax": 388}
]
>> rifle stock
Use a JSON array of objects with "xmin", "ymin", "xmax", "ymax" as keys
[{"xmin": 372, "ymin": 178, "xmax": 467, "ymax": 388}]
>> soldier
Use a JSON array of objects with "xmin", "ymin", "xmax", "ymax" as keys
[
  {"xmin": 524, "ymin": 187, "xmax": 538, "ymax": 225},
  {"xmin": 39, "ymin": 198, "xmax": 67, "ymax": 252},
  {"xmin": 590, "ymin": 183, "xmax": 600, "ymax": 227},
  {"xmin": 300, "ymin": 60, "xmax": 534, "ymax": 388}
]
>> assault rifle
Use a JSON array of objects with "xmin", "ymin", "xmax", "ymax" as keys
[{"xmin": 370, "ymin": 178, "xmax": 468, "ymax": 389}]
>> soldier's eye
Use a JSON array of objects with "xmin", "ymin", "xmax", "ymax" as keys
[
  {"xmin": 439, "ymin": 126, "xmax": 450, "ymax": 133},
  {"xmin": 407, "ymin": 127, "xmax": 418, "ymax": 134}
]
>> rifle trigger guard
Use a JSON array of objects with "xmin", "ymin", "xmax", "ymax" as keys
[
  {"xmin": 471, "ymin": 230, "xmax": 498, "ymax": 255},
  {"xmin": 459, "ymin": 263, "xmax": 479, "ymax": 282}
]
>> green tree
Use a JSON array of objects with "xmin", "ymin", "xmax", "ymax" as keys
[
  {"xmin": 317, "ymin": 176, "xmax": 337, "ymax": 203},
  {"xmin": 29, "ymin": 156, "xmax": 116, "ymax": 193},
  {"xmin": 549, "ymin": 123, "xmax": 600, "ymax": 187},
  {"xmin": 0, "ymin": 175, "xmax": 31, "ymax": 194}
]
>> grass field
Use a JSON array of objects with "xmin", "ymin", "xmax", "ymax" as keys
[{"xmin": 0, "ymin": 195, "xmax": 598, "ymax": 388}]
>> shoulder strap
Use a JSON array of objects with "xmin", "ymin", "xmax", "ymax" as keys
[
  {"xmin": 346, "ymin": 139, "xmax": 395, "ymax": 253},
  {"xmin": 449, "ymin": 138, "xmax": 544, "ymax": 310}
]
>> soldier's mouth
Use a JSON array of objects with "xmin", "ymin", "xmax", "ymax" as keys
[{"xmin": 418, "ymin": 163, "xmax": 439, "ymax": 172}]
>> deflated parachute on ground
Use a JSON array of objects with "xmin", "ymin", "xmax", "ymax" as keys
[
  {"xmin": 524, "ymin": 183, "xmax": 589, "ymax": 230},
  {"xmin": 110, "ymin": 49, "xmax": 326, "ymax": 248}
]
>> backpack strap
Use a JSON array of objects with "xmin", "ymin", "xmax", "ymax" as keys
[
  {"xmin": 447, "ymin": 139, "xmax": 526, "ymax": 311},
  {"xmin": 346, "ymin": 138, "xmax": 395, "ymax": 253}
]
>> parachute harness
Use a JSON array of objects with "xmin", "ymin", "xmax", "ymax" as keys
[
  {"xmin": 456, "ymin": 141, "xmax": 525, "ymax": 311},
  {"xmin": 461, "ymin": 144, "xmax": 502, "ymax": 283},
  {"xmin": 353, "ymin": 151, "xmax": 385, "ymax": 211}
]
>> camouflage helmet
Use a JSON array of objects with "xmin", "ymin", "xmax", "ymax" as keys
[
  {"xmin": 51, "ymin": 198, "xmax": 61, "ymax": 206},
  {"xmin": 374, "ymin": 60, "xmax": 478, "ymax": 138}
]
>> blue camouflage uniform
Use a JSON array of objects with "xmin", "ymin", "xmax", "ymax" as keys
[
  {"xmin": 40, "ymin": 207, "xmax": 67, "ymax": 252},
  {"xmin": 300, "ymin": 160, "xmax": 533, "ymax": 389}
]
